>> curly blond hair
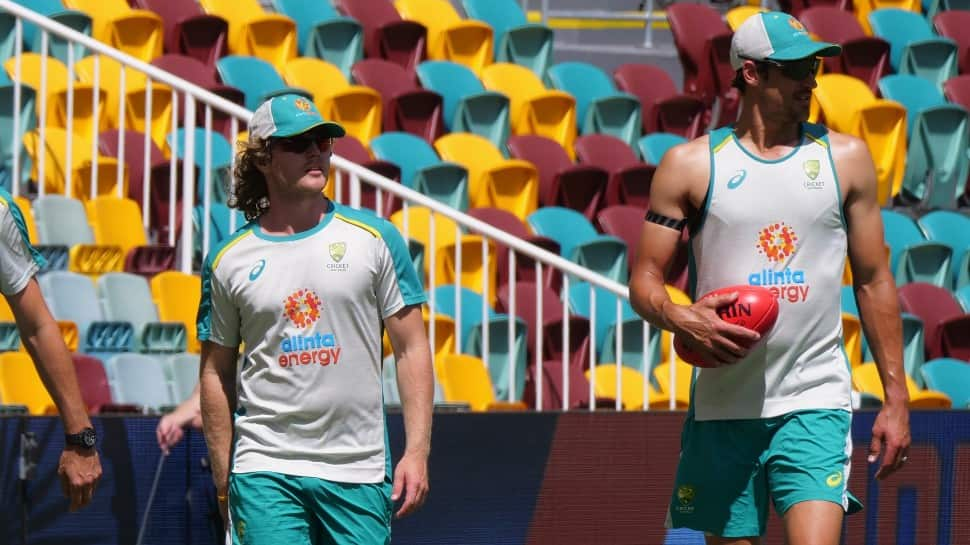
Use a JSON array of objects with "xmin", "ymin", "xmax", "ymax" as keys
[{"xmin": 229, "ymin": 138, "xmax": 272, "ymax": 221}]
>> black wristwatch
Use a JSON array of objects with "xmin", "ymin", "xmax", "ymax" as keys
[{"xmin": 65, "ymin": 427, "xmax": 97, "ymax": 449}]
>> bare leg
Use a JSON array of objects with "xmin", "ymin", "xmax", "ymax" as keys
[
  {"xmin": 784, "ymin": 500, "xmax": 843, "ymax": 545},
  {"xmin": 706, "ymin": 537, "xmax": 760, "ymax": 545}
]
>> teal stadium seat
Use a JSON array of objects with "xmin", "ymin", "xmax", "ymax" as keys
[
  {"xmin": 416, "ymin": 61, "xmax": 511, "ymax": 151},
  {"xmin": 11, "ymin": 0, "xmax": 92, "ymax": 64},
  {"xmin": 920, "ymin": 358, "xmax": 970, "ymax": 408},
  {"xmin": 38, "ymin": 270, "xmax": 124, "ymax": 351},
  {"xmin": 271, "ymin": 0, "xmax": 363, "ymax": 79},
  {"xmin": 167, "ymin": 352, "xmax": 198, "ymax": 403},
  {"xmin": 98, "ymin": 272, "xmax": 187, "ymax": 353},
  {"xmin": 878, "ymin": 75, "xmax": 969, "ymax": 209},
  {"xmin": 545, "ymin": 61, "xmax": 643, "ymax": 148},
  {"xmin": 956, "ymin": 285, "xmax": 970, "ymax": 312},
  {"xmin": 881, "ymin": 209, "xmax": 953, "ymax": 287},
  {"xmin": 917, "ymin": 210, "xmax": 970, "ymax": 289},
  {"xmin": 0, "ymin": 82, "xmax": 35, "ymax": 190},
  {"xmin": 923, "ymin": 0, "xmax": 970, "ymax": 20},
  {"xmin": 637, "ymin": 132, "xmax": 687, "ymax": 165},
  {"xmin": 168, "ymin": 127, "xmax": 233, "ymax": 204},
  {"xmin": 105, "ymin": 353, "xmax": 174, "ymax": 411},
  {"xmin": 192, "ymin": 202, "xmax": 246, "ymax": 266},
  {"xmin": 370, "ymin": 132, "xmax": 469, "ymax": 211},
  {"xmin": 462, "ymin": 0, "xmax": 554, "ymax": 76},
  {"xmin": 528, "ymin": 206, "xmax": 628, "ymax": 282},
  {"xmin": 869, "ymin": 8, "xmax": 958, "ymax": 90},
  {"xmin": 215, "ymin": 55, "xmax": 310, "ymax": 110},
  {"xmin": 567, "ymin": 281, "xmax": 642, "ymax": 361}
]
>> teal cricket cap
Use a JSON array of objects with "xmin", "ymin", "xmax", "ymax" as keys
[
  {"xmin": 729, "ymin": 11, "xmax": 842, "ymax": 70},
  {"xmin": 248, "ymin": 92, "xmax": 345, "ymax": 141}
]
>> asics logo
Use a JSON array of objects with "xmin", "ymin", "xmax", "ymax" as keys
[
  {"xmin": 249, "ymin": 259, "xmax": 266, "ymax": 281},
  {"xmin": 727, "ymin": 169, "xmax": 747, "ymax": 189}
]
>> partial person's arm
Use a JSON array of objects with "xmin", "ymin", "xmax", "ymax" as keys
[
  {"xmin": 833, "ymin": 132, "xmax": 910, "ymax": 480},
  {"xmin": 385, "ymin": 304, "xmax": 433, "ymax": 518},
  {"xmin": 199, "ymin": 342, "xmax": 238, "ymax": 518},
  {"xmin": 8, "ymin": 278, "xmax": 102, "ymax": 511},
  {"xmin": 157, "ymin": 383, "xmax": 201, "ymax": 455},
  {"xmin": 629, "ymin": 140, "xmax": 760, "ymax": 366}
]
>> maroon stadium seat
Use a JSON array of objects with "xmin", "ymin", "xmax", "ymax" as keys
[
  {"xmin": 72, "ymin": 354, "xmax": 140, "ymax": 414},
  {"xmin": 334, "ymin": 0, "xmax": 427, "ymax": 74},
  {"xmin": 666, "ymin": 3, "xmax": 737, "ymax": 125},
  {"xmin": 800, "ymin": 7, "xmax": 890, "ymax": 93},
  {"xmin": 507, "ymin": 135, "xmax": 608, "ymax": 220},
  {"xmin": 332, "ymin": 135, "xmax": 403, "ymax": 216},
  {"xmin": 943, "ymin": 75, "xmax": 970, "ymax": 206},
  {"xmin": 151, "ymin": 54, "xmax": 246, "ymax": 139},
  {"xmin": 134, "ymin": 0, "xmax": 229, "ymax": 67},
  {"xmin": 934, "ymin": 11, "xmax": 970, "ymax": 76},
  {"xmin": 595, "ymin": 204, "xmax": 688, "ymax": 290},
  {"xmin": 613, "ymin": 63, "xmax": 705, "ymax": 139},
  {"xmin": 898, "ymin": 283, "xmax": 970, "ymax": 361},
  {"xmin": 573, "ymin": 134, "xmax": 655, "ymax": 209},
  {"xmin": 466, "ymin": 206, "xmax": 562, "ymax": 292},
  {"xmin": 496, "ymin": 281, "xmax": 591, "ymax": 369},
  {"xmin": 777, "ymin": 0, "xmax": 852, "ymax": 18},
  {"xmin": 351, "ymin": 58, "xmax": 444, "ymax": 144}
]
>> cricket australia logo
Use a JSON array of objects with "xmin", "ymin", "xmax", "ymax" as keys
[
  {"xmin": 803, "ymin": 159, "xmax": 824, "ymax": 190},
  {"xmin": 675, "ymin": 485, "xmax": 696, "ymax": 514},
  {"xmin": 327, "ymin": 241, "xmax": 349, "ymax": 271}
]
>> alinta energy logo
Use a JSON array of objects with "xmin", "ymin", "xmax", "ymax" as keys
[
  {"xmin": 750, "ymin": 222, "xmax": 810, "ymax": 303},
  {"xmin": 279, "ymin": 289, "xmax": 341, "ymax": 367}
]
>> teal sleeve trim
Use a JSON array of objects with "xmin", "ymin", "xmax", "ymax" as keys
[
  {"xmin": 375, "ymin": 217, "xmax": 427, "ymax": 307},
  {"xmin": 0, "ymin": 189, "xmax": 45, "ymax": 269},
  {"xmin": 196, "ymin": 252, "xmax": 215, "ymax": 342}
]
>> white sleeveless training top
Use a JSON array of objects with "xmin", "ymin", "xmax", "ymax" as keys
[{"xmin": 689, "ymin": 123, "xmax": 853, "ymax": 421}]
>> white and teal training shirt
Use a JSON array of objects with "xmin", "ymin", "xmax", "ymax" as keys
[
  {"xmin": 197, "ymin": 201, "xmax": 426, "ymax": 484},
  {"xmin": 0, "ymin": 188, "xmax": 45, "ymax": 296}
]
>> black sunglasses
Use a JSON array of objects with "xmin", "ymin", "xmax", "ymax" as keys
[
  {"xmin": 272, "ymin": 132, "xmax": 334, "ymax": 154},
  {"xmin": 744, "ymin": 56, "xmax": 820, "ymax": 81}
]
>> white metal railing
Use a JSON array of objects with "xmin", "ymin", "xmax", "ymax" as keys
[{"xmin": 1, "ymin": 0, "xmax": 685, "ymax": 413}]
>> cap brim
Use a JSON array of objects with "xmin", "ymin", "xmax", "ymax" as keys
[
  {"xmin": 768, "ymin": 41, "xmax": 842, "ymax": 61},
  {"xmin": 276, "ymin": 120, "xmax": 346, "ymax": 138}
]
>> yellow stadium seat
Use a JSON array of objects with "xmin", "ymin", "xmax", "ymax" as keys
[
  {"xmin": 282, "ymin": 57, "xmax": 382, "ymax": 144},
  {"xmin": 0, "ymin": 296, "xmax": 13, "ymax": 321},
  {"xmin": 811, "ymin": 74, "xmax": 905, "ymax": 205},
  {"xmin": 852, "ymin": 362, "xmax": 952, "ymax": 409},
  {"xmin": 436, "ymin": 235, "xmax": 498, "ymax": 305},
  {"xmin": 4, "ymin": 53, "xmax": 108, "ymax": 137},
  {"xmin": 436, "ymin": 353, "xmax": 527, "ymax": 411},
  {"xmin": 85, "ymin": 196, "xmax": 151, "ymax": 257},
  {"xmin": 23, "ymin": 127, "xmax": 128, "ymax": 201},
  {"xmin": 75, "ymin": 56, "xmax": 174, "ymax": 151},
  {"xmin": 63, "ymin": 0, "xmax": 163, "ymax": 61},
  {"xmin": 0, "ymin": 352, "xmax": 56, "ymax": 414},
  {"xmin": 394, "ymin": 0, "xmax": 493, "ymax": 75},
  {"xmin": 151, "ymin": 271, "xmax": 202, "ymax": 352},
  {"xmin": 726, "ymin": 6, "xmax": 767, "ymax": 31},
  {"xmin": 199, "ymin": 0, "xmax": 297, "ymax": 72},
  {"xmin": 842, "ymin": 312, "xmax": 863, "ymax": 368},
  {"xmin": 585, "ymin": 363, "xmax": 679, "ymax": 410},
  {"xmin": 854, "ymin": 0, "xmax": 921, "ymax": 34},
  {"xmin": 653, "ymin": 359, "xmax": 694, "ymax": 408},
  {"xmin": 433, "ymin": 132, "xmax": 538, "ymax": 220},
  {"xmin": 480, "ymin": 62, "xmax": 577, "ymax": 157},
  {"xmin": 14, "ymin": 196, "xmax": 39, "ymax": 245},
  {"xmin": 390, "ymin": 206, "xmax": 462, "ymax": 269},
  {"xmin": 423, "ymin": 309, "xmax": 457, "ymax": 363},
  {"xmin": 658, "ymin": 284, "xmax": 693, "ymax": 364}
]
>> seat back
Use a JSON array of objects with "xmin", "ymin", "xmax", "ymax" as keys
[
  {"xmin": 869, "ymin": 8, "xmax": 942, "ymax": 70},
  {"xmin": 933, "ymin": 10, "xmax": 970, "ymax": 74},
  {"xmin": 150, "ymin": 271, "xmax": 202, "ymax": 352},
  {"xmin": 168, "ymin": 352, "xmax": 199, "ymax": 403},
  {"xmin": 881, "ymin": 209, "xmax": 932, "ymax": 271},
  {"xmin": 0, "ymin": 84, "xmax": 37, "ymax": 186},
  {"xmin": 216, "ymin": 55, "xmax": 290, "ymax": 110},
  {"xmin": 800, "ymin": 6, "xmax": 868, "ymax": 42},
  {"xmin": 71, "ymin": 354, "xmax": 113, "ymax": 413},
  {"xmin": 351, "ymin": 58, "xmax": 416, "ymax": 100},
  {"xmin": 37, "ymin": 270, "xmax": 102, "ymax": 340},
  {"xmin": 878, "ymin": 74, "xmax": 947, "ymax": 136},
  {"xmin": 437, "ymin": 353, "xmax": 497, "ymax": 411},
  {"xmin": 86, "ymin": 196, "xmax": 148, "ymax": 251},
  {"xmin": 389, "ymin": 206, "xmax": 461, "ymax": 257},
  {"xmin": 574, "ymin": 133, "xmax": 640, "ymax": 172},
  {"xmin": 586, "ymin": 363, "xmax": 649, "ymax": 410},
  {"xmin": 97, "ymin": 271, "xmax": 160, "ymax": 334},
  {"xmin": 106, "ymin": 353, "xmax": 173, "ymax": 409},
  {"xmin": 920, "ymin": 358, "xmax": 970, "ymax": 408},
  {"xmin": 272, "ymin": 0, "xmax": 344, "ymax": 49},
  {"xmin": 527, "ymin": 206, "xmax": 599, "ymax": 256},
  {"xmin": 506, "ymin": 134, "xmax": 572, "ymax": 203},
  {"xmin": 918, "ymin": 210, "xmax": 970, "ymax": 253},
  {"xmin": 431, "ymin": 284, "xmax": 494, "ymax": 338},
  {"xmin": 461, "ymin": 0, "xmax": 527, "ymax": 38},
  {"xmin": 545, "ymin": 61, "xmax": 618, "ymax": 125},
  {"xmin": 480, "ymin": 61, "xmax": 548, "ymax": 99},
  {"xmin": 637, "ymin": 133, "xmax": 687, "ymax": 165},
  {"xmin": 568, "ymin": 282, "xmax": 637, "ymax": 356},
  {"xmin": 0, "ymin": 352, "xmax": 55, "ymax": 414},
  {"xmin": 811, "ymin": 74, "xmax": 878, "ymax": 133},
  {"xmin": 33, "ymin": 194, "xmax": 94, "ymax": 245},
  {"xmin": 417, "ymin": 60, "xmax": 486, "ymax": 127},
  {"xmin": 665, "ymin": 3, "xmax": 731, "ymax": 101},
  {"xmin": 596, "ymin": 205, "xmax": 645, "ymax": 255},
  {"xmin": 370, "ymin": 132, "xmax": 441, "ymax": 188},
  {"xmin": 433, "ymin": 131, "xmax": 505, "ymax": 181}
]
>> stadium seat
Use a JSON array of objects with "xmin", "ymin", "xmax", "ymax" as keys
[
  {"xmin": 665, "ymin": 2, "xmax": 736, "ymax": 121},
  {"xmin": 416, "ymin": 60, "xmax": 510, "ymax": 150},
  {"xmin": 932, "ymin": 10, "xmax": 970, "ymax": 76},
  {"xmin": 480, "ymin": 62, "xmax": 577, "ymax": 158},
  {"xmin": 167, "ymin": 127, "xmax": 232, "ymax": 205},
  {"xmin": 800, "ymin": 7, "xmax": 891, "ymax": 93},
  {"xmin": 423, "ymin": 309, "xmax": 457, "ymax": 362},
  {"xmin": 85, "ymin": 196, "xmax": 176, "ymax": 277},
  {"xmin": 280, "ymin": 57, "xmax": 383, "ymax": 145},
  {"xmin": 613, "ymin": 63, "xmax": 705, "ymax": 139},
  {"xmin": 150, "ymin": 271, "xmax": 202, "ymax": 353},
  {"xmin": 855, "ymin": 0, "xmax": 921, "ymax": 35},
  {"xmin": 637, "ymin": 133, "xmax": 687, "ymax": 166},
  {"xmin": 370, "ymin": 132, "xmax": 469, "ymax": 211},
  {"xmin": 329, "ymin": 135, "xmax": 402, "ymax": 215},
  {"xmin": 192, "ymin": 202, "xmax": 246, "ymax": 267},
  {"xmin": 215, "ymin": 55, "xmax": 308, "ymax": 111},
  {"xmin": 507, "ymin": 135, "xmax": 608, "ymax": 220},
  {"xmin": 72, "ymin": 354, "xmax": 140, "ymax": 414},
  {"xmin": 394, "ymin": 0, "xmax": 493, "ymax": 75},
  {"xmin": 104, "ymin": 353, "xmax": 174, "ymax": 411},
  {"xmin": 898, "ymin": 282, "xmax": 970, "ymax": 361},
  {"xmin": 271, "ymin": 0, "xmax": 363, "ymax": 78},
  {"xmin": 920, "ymin": 358, "xmax": 970, "ymax": 407},
  {"xmin": 869, "ymin": 8, "xmax": 957, "ymax": 90},
  {"xmin": 943, "ymin": 75, "xmax": 970, "ymax": 207},
  {"xmin": 574, "ymin": 134, "xmax": 655, "ymax": 209},
  {"xmin": 878, "ymin": 74, "xmax": 969, "ymax": 209},
  {"xmin": 63, "ymin": 0, "xmax": 163, "ymax": 61},
  {"xmin": 524, "ymin": 358, "xmax": 597, "ymax": 410},
  {"xmin": 351, "ymin": 58, "xmax": 445, "ymax": 144},
  {"xmin": 436, "ymin": 354, "xmax": 527, "ymax": 411},
  {"xmin": 389, "ymin": 206, "xmax": 461, "ymax": 263},
  {"xmin": 924, "ymin": 0, "xmax": 970, "ymax": 17},
  {"xmin": 198, "ymin": 0, "xmax": 296, "ymax": 72},
  {"xmin": 528, "ymin": 206, "xmax": 628, "ymax": 282},
  {"xmin": 12, "ymin": 196, "xmax": 38, "ymax": 245},
  {"xmin": 567, "ymin": 282, "xmax": 639, "ymax": 359},
  {"xmin": 545, "ymin": 61, "xmax": 642, "ymax": 149},
  {"xmin": 586, "ymin": 363, "xmax": 672, "ymax": 411},
  {"xmin": 881, "ymin": 209, "xmax": 953, "ymax": 287},
  {"xmin": 334, "ymin": 0, "xmax": 427, "ymax": 74},
  {"xmin": 0, "ymin": 82, "xmax": 36, "ymax": 190},
  {"xmin": 435, "ymin": 233, "xmax": 499, "ymax": 305},
  {"xmin": 0, "ymin": 352, "xmax": 56, "ymax": 414},
  {"xmin": 652, "ymin": 359, "xmax": 693, "ymax": 409},
  {"xmin": 37, "ymin": 270, "xmax": 130, "ymax": 351},
  {"xmin": 23, "ymin": 128, "xmax": 126, "ymax": 202},
  {"xmin": 167, "ymin": 352, "xmax": 198, "ymax": 403},
  {"xmin": 842, "ymin": 312, "xmax": 863, "ymax": 368},
  {"xmin": 133, "ymin": 0, "xmax": 228, "ymax": 67},
  {"xmin": 811, "ymin": 74, "xmax": 905, "ymax": 205},
  {"xmin": 32, "ymin": 194, "xmax": 125, "ymax": 275},
  {"xmin": 434, "ymin": 132, "xmax": 538, "ymax": 220},
  {"xmin": 852, "ymin": 361, "xmax": 952, "ymax": 408},
  {"xmin": 496, "ymin": 281, "xmax": 591, "ymax": 369},
  {"xmin": 917, "ymin": 210, "xmax": 970, "ymax": 290},
  {"xmin": 656, "ymin": 285, "xmax": 694, "ymax": 365},
  {"xmin": 98, "ymin": 272, "xmax": 186, "ymax": 353},
  {"xmin": 150, "ymin": 55, "xmax": 245, "ymax": 140},
  {"xmin": 596, "ymin": 205, "xmax": 646, "ymax": 274},
  {"xmin": 957, "ymin": 285, "xmax": 970, "ymax": 312},
  {"xmin": 4, "ymin": 53, "xmax": 106, "ymax": 138},
  {"xmin": 74, "ymin": 55, "xmax": 173, "ymax": 152},
  {"xmin": 12, "ymin": 0, "xmax": 92, "ymax": 65},
  {"xmin": 461, "ymin": 0, "xmax": 553, "ymax": 76},
  {"xmin": 465, "ymin": 207, "xmax": 562, "ymax": 292}
]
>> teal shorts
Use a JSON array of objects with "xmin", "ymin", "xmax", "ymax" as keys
[
  {"xmin": 228, "ymin": 471, "xmax": 392, "ymax": 545},
  {"xmin": 667, "ymin": 409, "xmax": 863, "ymax": 538}
]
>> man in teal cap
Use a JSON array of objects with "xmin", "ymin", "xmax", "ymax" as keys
[
  {"xmin": 198, "ymin": 92, "xmax": 434, "ymax": 544},
  {"xmin": 629, "ymin": 12, "xmax": 911, "ymax": 544}
]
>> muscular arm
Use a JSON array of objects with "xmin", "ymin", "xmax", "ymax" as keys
[
  {"xmin": 199, "ymin": 341, "xmax": 238, "ymax": 495},
  {"xmin": 385, "ymin": 304, "xmax": 433, "ymax": 517}
]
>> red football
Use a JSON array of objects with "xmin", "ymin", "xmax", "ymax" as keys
[{"xmin": 673, "ymin": 285, "xmax": 779, "ymax": 368}]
